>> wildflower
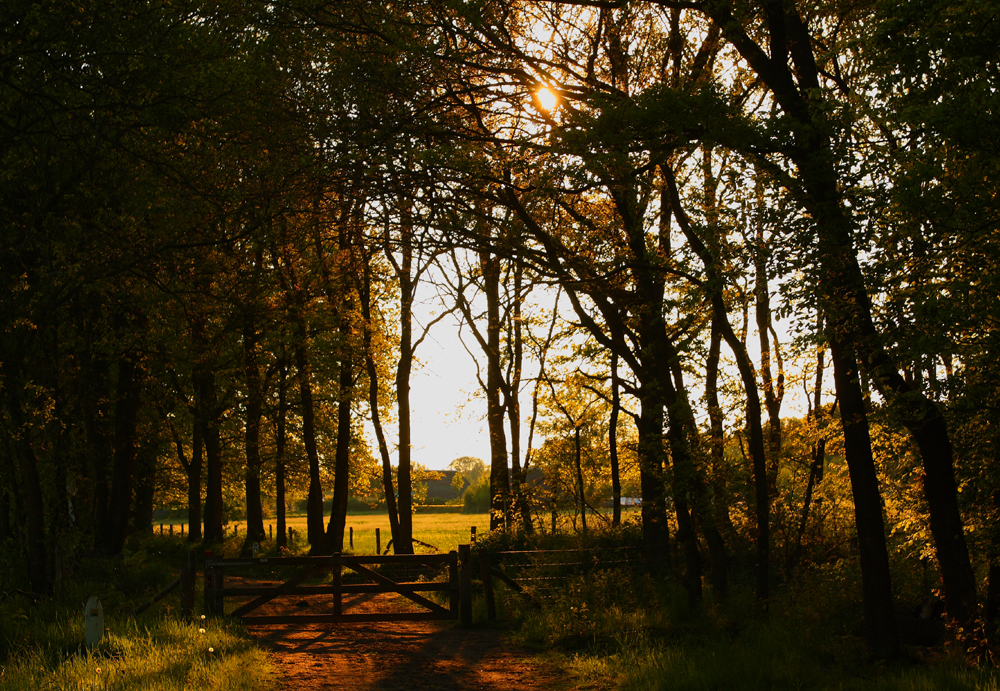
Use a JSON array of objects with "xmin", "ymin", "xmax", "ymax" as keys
[
  {"xmin": 201, "ymin": 615, "xmax": 206, "ymax": 620},
  {"xmin": 208, "ymin": 647, "xmax": 214, "ymax": 653},
  {"xmin": 96, "ymin": 667, "xmax": 101, "ymax": 674},
  {"xmin": 199, "ymin": 628, "xmax": 206, "ymax": 634}
]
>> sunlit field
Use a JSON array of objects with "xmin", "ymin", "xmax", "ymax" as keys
[
  {"xmin": 151, "ymin": 508, "xmax": 644, "ymax": 554},
  {"xmin": 152, "ymin": 511, "xmax": 492, "ymax": 554}
]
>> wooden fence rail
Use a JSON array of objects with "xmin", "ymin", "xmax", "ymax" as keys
[{"xmin": 204, "ymin": 551, "xmax": 468, "ymax": 625}]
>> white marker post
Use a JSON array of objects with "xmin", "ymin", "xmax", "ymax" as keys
[{"xmin": 84, "ymin": 596, "xmax": 104, "ymax": 650}]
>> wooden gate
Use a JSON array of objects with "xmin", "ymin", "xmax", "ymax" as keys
[{"xmin": 204, "ymin": 552, "xmax": 461, "ymax": 624}]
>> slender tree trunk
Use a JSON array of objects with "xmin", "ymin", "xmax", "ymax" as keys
[
  {"xmin": 394, "ymin": 220, "xmax": 417, "ymax": 553},
  {"xmin": 242, "ymin": 311, "xmax": 266, "ymax": 547},
  {"xmin": 292, "ymin": 328, "xmax": 324, "ymax": 552},
  {"xmin": 705, "ymin": 316, "xmax": 734, "ymax": 536},
  {"xmin": 360, "ymin": 262, "xmax": 401, "ymax": 545},
  {"xmin": 755, "ymin": 229, "xmax": 783, "ymax": 470},
  {"xmin": 275, "ymin": 357, "xmax": 288, "ymax": 549},
  {"xmin": 482, "ymin": 251, "xmax": 511, "ymax": 531},
  {"xmin": 509, "ymin": 263, "xmax": 533, "ymax": 533},
  {"xmin": 790, "ymin": 317, "xmax": 828, "ymax": 576},
  {"xmin": 610, "ymin": 351, "xmax": 622, "ymax": 527},
  {"xmin": 573, "ymin": 427, "xmax": 587, "ymax": 534},
  {"xmin": 188, "ymin": 417, "xmax": 203, "ymax": 541},
  {"xmin": 664, "ymin": 169, "xmax": 766, "ymax": 603}
]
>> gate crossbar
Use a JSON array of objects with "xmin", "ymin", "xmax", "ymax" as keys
[{"xmin": 204, "ymin": 552, "xmax": 459, "ymax": 624}]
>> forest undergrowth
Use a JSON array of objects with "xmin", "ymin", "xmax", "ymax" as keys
[
  {"xmin": 0, "ymin": 533, "xmax": 279, "ymax": 690},
  {"xmin": 477, "ymin": 526, "xmax": 1000, "ymax": 691}
]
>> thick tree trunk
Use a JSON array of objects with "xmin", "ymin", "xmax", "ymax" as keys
[
  {"xmin": 829, "ymin": 332, "xmax": 899, "ymax": 657},
  {"xmin": 103, "ymin": 355, "xmax": 141, "ymax": 555},
  {"xmin": 5, "ymin": 356, "xmax": 49, "ymax": 593},
  {"xmin": 664, "ymin": 357, "xmax": 728, "ymax": 601},
  {"xmin": 197, "ymin": 364, "xmax": 224, "ymax": 544},
  {"xmin": 131, "ymin": 444, "xmax": 157, "ymax": 536},
  {"xmin": 85, "ymin": 355, "xmax": 112, "ymax": 550}
]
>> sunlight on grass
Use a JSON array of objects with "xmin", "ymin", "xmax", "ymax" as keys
[
  {"xmin": 1, "ymin": 617, "xmax": 278, "ymax": 691},
  {"xmin": 223, "ymin": 511, "xmax": 491, "ymax": 554}
]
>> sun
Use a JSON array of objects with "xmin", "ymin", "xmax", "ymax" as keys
[{"xmin": 536, "ymin": 85, "xmax": 558, "ymax": 111}]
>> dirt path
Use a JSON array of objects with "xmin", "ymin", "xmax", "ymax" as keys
[{"xmin": 244, "ymin": 590, "xmax": 587, "ymax": 691}]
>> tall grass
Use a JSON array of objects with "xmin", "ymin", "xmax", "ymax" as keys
[
  {"xmin": 0, "ymin": 534, "xmax": 278, "ymax": 690},
  {"xmin": 1, "ymin": 614, "xmax": 277, "ymax": 691}
]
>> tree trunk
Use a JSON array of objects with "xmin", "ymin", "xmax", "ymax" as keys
[
  {"xmin": 103, "ymin": 354, "xmax": 141, "ymax": 555},
  {"xmin": 196, "ymin": 360, "xmax": 224, "ymax": 545},
  {"xmin": 829, "ymin": 332, "xmax": 899, "ymax": 657},
  {"xmin": 754, "ymin": 228, "xmax": 783, "ymax": 470},
  {"xmin": 705, "ymin": 316, "xmax": 734, "ymax": 537},
  {"xmin": 5, "ymin": 355, "xmax": 49, "ymax": 593},
  {"xmin": 327, "ymin": 352, "xmax": 355, "ymax": 553},
  {"xmin": 292, "ymin": 320, "xmax": 325, "ymax": 552},
  {"xmin": 188, "ymin": 416, "xmax": 203, "ymax": 542},
  {"xmin": 509, "ymin": 263, "xmax": 533, "ymax": 533},
  {"xmin": 574, "ymin": 427, "xmax": 587, "ymax": 534},
  {"xmin": 360, "ymin": 262, "xmax": 401, "ymax": 545},
  {"xmin": 610, "ymin": 351, "xmax": 622, "ymax": 527},
  {"xmin": 275, "ymin": 356, "xmax": 288, "ymax": 549},
  {"xmin": 664, "ymin": 169, "xmax": 766, "ymax": 603},
  {"xmin": 482, "ymin": 251, "xmax": 511, "ymax": 531},
  {"xmin": 242, "ymin": 311, "xmax": 266, "ymax": 548}
]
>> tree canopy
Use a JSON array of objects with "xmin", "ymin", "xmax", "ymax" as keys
[{"xmin": 2, "ymin": 0, "xmax": 998, "ymax": 658}]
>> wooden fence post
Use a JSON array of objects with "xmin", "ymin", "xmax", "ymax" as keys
[
  {"xmin": 471, "ymin": 526, "xmax": 477, "ymax": 543},
  {"xmin": 479, "ymin": 550, "xmax": 496, "ymax": 621},
  {"xmin": 181, "ymin": 550, "xmax": 196, "ymax": 619},
  {"xmin": 204, "ymin": 553, "xmax": 215, "ymax": 616},
  {"xmin": 459, "ymin": 544, "xmax": 472, "ymax": 627},
  {"xmin": 376, "ymin": 528, "xmax": 381, "ymax": 555},
  {"xmin": 350, "ymin": 527, "xmax": 354, "ymax": 549},
  {"xmin": 333, "ymin": 553, "xmax": 343, "ymax": 616},
  {"xmin": 449, "ymin": 550, "xmax": 459, "ymax": 618},
  {"xmin": 214, "ymin": 564, "xmax": 224, "ymax": 615}
]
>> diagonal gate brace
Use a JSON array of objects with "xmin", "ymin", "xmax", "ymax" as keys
[
  {"xmin": 229, "ymin": 562, "xmax": 330, "ymax": 618},
  {"xmin": 348, "ymin": 563, "xmax": 450, "ymax": 616}
]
